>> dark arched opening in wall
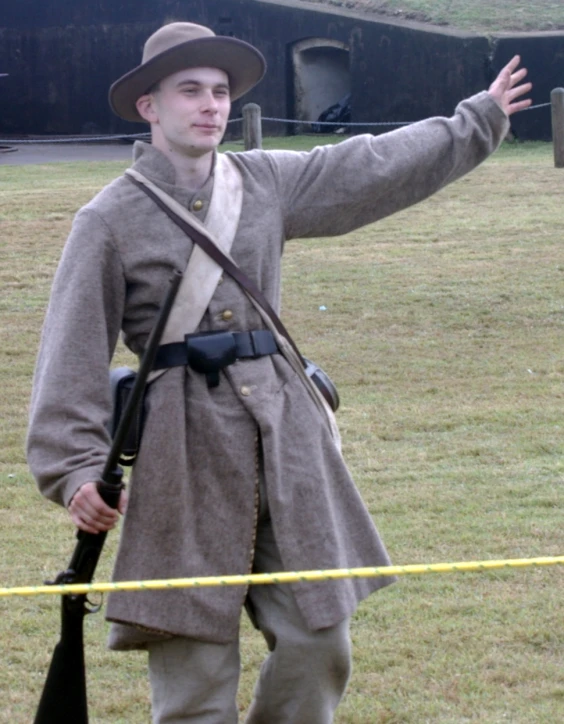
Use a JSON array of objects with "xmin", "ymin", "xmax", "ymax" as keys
[{"xmin": 290, "ymin": 38, "xmax": 350, "ymax": 133}]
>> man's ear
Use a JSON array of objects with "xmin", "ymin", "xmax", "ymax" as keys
[{"xmin": 136, "ymin": 94, "xmax": 158, "ymax": 123}]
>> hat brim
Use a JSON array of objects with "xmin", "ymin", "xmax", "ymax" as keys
[{"xmin": 109, "ymin": 36, "xmax": 266, "ymax": 123}]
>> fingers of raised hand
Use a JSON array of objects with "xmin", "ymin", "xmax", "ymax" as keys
[
  {"xmin": 489, "ymin": 55, "xmax": 532, "ymax": 116},
  {"xmin": 508, "ymin": 80, "xmax": 533, "ymax": 104},
  {"xmin": 503, "ymin": 54, "xmax": 523, "ymax": 76},
  {"xmin": 508, "ymin": 66, "xmax": 529, "ymax": 89},
  {"xmin": 504, "ymin": 76, "xmax": 533, "ymax": 115}
]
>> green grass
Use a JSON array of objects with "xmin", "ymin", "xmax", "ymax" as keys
[
  {"xmin": 300, "ymin": 0, "xmax": 564, "ymax": 33},
  {"xmin": 1, "ymin": 138, "xmax": 564, "ymax": 721}
]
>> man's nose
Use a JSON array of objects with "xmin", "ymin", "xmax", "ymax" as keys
[{"xmin": 202, "ymin": 91, "xmax": 219, "ymax": 111}]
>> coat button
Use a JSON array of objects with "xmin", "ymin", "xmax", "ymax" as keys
[
  {"xmin": 193, "ymin": 199, "xmax": 204, "ymax": 211},
  {"xmin": 240, "ymin": 386, "xmax": 251, "ymax": 396},
  {"xmin": 221, "ymin": 309, "xmax": 234, "ymax": 321}
]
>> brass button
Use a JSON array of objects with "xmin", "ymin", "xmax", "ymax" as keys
[
  {"xmin": 240, "ymin": 386, "xmax": 251, "ymax": 397},
  {"xmin": 221, "ymin": 309, "xmax": 233, "ymax": 321},
  {"xmin": 193, "ymin": 199, "xmax": 204, "ymax": 211}
]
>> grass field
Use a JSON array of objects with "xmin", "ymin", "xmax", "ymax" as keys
[
  {"xmin": 0, "ymin": 136, "xmax": 563, "ymax": 722},
  {"xmin": 303, "ymin": 0, "xmax": 564, "ymax": 33}
]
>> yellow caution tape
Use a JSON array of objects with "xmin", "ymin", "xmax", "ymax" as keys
[{"xmin": 0, "ymin": 556, "xmax": 563, "ymax": 598}]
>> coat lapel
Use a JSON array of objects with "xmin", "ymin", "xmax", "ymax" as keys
[{"xmin": 125, "ymin": 154, "xmax": 243, "ymax": 381}]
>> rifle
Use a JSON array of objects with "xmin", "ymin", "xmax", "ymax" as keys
[{"xmin": 34, "ymin": 269, "xmax": 182, "ymax": 724}]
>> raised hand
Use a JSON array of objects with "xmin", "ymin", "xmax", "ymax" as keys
[{"xmin": 488, "ymin": 55, "xmax": 533, "ymax": 117}]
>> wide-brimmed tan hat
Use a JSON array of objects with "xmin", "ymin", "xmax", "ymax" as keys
[{"xmin": 109, "ymin": 22, "xmax": 266, "ymax": 123}]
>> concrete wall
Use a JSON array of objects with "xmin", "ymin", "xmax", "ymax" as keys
[
  {"xmin": 349, "ymin": 24, "xmax": 489, "ymax": 132},
  {"xmin": 0, "ymin": 0, "xmax": 562, "ymax": 140},
  {"xmin": 492, "ymin": 33, "xmax": 564, "ymax": 141}
]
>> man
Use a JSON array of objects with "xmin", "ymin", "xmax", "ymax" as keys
[{"xmin": 27, "ymin": 21, "xmax": 532, "ymax": 724}]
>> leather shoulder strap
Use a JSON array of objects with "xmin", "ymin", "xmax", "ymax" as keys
[
  {"xmin": 127, "ymin": 168, "xmax": 304, "ymax": 362},
  {"xmin": 125, "ymin": 156, "xmax": 243, "ymax": 380},
  {"xmin": 126, "ymin": 157, "xmax": 242, "ymax": 333},
  {"xmin": 126, "ymin": 159, "xmax": 337, "ymax": 428}
]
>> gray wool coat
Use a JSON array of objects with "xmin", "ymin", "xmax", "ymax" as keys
[{"xmin": 27, "ymin": 91, "xmax": 508, "ymax": 649}]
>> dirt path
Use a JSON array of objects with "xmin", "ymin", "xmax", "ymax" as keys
[{"xmin": 0, "ymin": 142, "xmax": 134, "ymax": 166}]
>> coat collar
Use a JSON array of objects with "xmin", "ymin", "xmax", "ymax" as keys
[{"xmin": 130, "ymin": 141, "xmax": 216, "ymax": 206}]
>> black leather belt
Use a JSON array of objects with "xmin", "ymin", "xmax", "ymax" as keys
[{"xmin": 153, "ymin": 330, "xmax": 278, "ymax": 387}]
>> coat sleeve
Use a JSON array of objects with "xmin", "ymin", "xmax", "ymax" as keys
[
  {"xmin": 264, "ymin": 91, "xmax": 509, "ymax": 239},
  {"xmin": 26, "ymin": 207, "xmax": 126, "ymax": 507}
]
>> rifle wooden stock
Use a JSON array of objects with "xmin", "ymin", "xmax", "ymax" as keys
[{"xmin": 34, "ymin": 270, "xmax": 182, "ymax": 724}]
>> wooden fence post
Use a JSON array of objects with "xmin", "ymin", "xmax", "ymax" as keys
[
  {"xmin": 551, "ymin": 88, "xmax": 564, "ymax": 168},
  {"xmin": 242, "ymin": 103, "xmax": 262, "ymax": 150}
]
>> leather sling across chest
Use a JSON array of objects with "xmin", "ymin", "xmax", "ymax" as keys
[{"xmin": 126, "ymin": 172, "xmax": 340, "ymax": 414}]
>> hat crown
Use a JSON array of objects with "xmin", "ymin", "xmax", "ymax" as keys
[
  {"xmin": 142, "ymin": 22, "xmax": 216, "ymax": 64},
  {"xmin": 109, "ymin": 21, "xmax": 266, "ymax": 122}
]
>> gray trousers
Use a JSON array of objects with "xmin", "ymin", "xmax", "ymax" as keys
[{"xmin": 148, "ymin": 475, "xmax": 352, "ymax": 723}]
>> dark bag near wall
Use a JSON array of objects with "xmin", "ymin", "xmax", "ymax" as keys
[{"xmin": 108, "ymin": 366, "xmax": 145, "ymax": 466}]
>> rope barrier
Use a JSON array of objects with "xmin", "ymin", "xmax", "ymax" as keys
[
  {"xmin": 259, "ymin": 117, "xmax": 411, "ymax": 127},
  {"xmin": 0, "ymin": 133, "xmax": 151, "ymax": 145},
  {"xmin": 0, "ymin": 101, "xmax": 552, "ymax": 145},
  {"xmin": 525, "ymin": 101, "xmax": 552, "ymax": 110},
  {"xmin": 1, "ymin": 555, "xmax": 563, "ymax": 599}
]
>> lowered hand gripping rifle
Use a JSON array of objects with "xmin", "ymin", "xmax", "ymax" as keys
[{"xmin": 34, "ymin": 269, "xmax": 182, "ymax": 724}]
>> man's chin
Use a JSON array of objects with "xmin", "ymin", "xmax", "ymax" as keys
[
  {"xmin": 199, "ymin": 132, "xmax": 224, "ymax": 147},
  {"xmin": 181, "ymin": 139, "xmax": 222, "ymax": 158}
]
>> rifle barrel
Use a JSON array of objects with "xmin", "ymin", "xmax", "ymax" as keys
[{"xmin": 34, "ymin": 270, "xmax": 182, "ymax": 724}]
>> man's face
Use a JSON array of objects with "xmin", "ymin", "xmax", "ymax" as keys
[{"xmin": 141, "ymin": 67, "xmax": 231, "ymax": 157}]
